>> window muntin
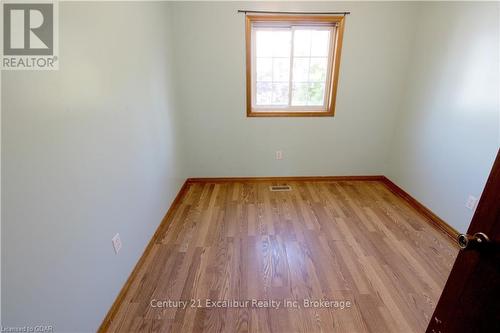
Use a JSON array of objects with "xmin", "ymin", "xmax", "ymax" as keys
[{"xmin": 245, "ymin": 16, "xmax": 345, "ymax": 117}]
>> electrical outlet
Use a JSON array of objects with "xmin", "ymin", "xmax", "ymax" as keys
[
  {"xmin": 465, "ymin": 195, "xmax": 479, "ymax": 210},
  {"xmin": 112, "ymin": 233, "xmax": 122, "ymax": 254},
  {"xmin": 275, "ymin": 150, "xmax": 283, "ymax": 160}
]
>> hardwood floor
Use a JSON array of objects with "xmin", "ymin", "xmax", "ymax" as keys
[{"xmin": 107, "ymin": 180, "xmax": 458, "ymax": 333}]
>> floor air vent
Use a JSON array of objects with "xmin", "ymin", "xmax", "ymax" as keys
[{"xmin": 269, "ymin": 185, "xmax": 292, "ymax": 192}]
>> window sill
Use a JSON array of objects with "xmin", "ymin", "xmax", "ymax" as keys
[{"xmin": 247, "ymin": 110, "xmax": 335, "ymax": 117}]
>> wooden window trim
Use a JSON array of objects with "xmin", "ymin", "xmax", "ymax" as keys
[{"xmin": 245, "ymin": 15, "xmax": 345, "ymax": 117}]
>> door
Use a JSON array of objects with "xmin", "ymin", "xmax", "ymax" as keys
[{"xmin": 426, "ymin": 149, "xmax": 500, "ymax": 333}]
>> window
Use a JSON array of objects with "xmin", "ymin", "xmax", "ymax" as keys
[{"xmin": 245, "ymin": 15, "xmax": 345, "ymax": 117}]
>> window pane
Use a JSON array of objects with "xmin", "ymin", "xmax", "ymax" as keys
[
  {"xmin": 309, "ymin": 58, "xmax": 328, "ymax": 82},
  {"xmin": 308, "ymin": 82, "xmax": 325, "ymax": 106},
  {"xmin": 256, "ymin": 31, "xmax": 273, "ymax": 57},
  {"xmin": 256, "ymin": 58, "xmax": 272, "ymax": 81},
  {"xmin": 273, "ymin": 58, "xmax": 290, "ymax": 82},
  {"xmin": 291, "ymin": 83, "xmax": 309, "ymax": 106},
  {"xmin": 256, "ymin": 82, "xmax": 272, "ymax": 105},
  {"xmin": 272, "ymin": 83, "xmax": 289, "ymax": 105},
  {"xmin": 256, "ymin": 29, "xmax": 291, "ymax": 57},
  {"xmin": 311, "ymin": 30, "xmax": 331, "ymax": 57},
  {"xmin": 272, "ymin": 31, "xmax": 291, "ymax": 57},
  {"xmin": 292, "ymin": 58, "xmax": 309, "ymax": 82},
  {"xmin": 291, "ymin": 82, "xmax": 326, "ymax": 106},
  {"xmin": 293, "ymin": 30, "xmax": 311, "ymax": 57}
]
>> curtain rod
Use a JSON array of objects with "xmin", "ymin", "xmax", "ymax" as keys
[{"xmin": 237, "ymin": 10, "xmax": 350, "ymax": 15}]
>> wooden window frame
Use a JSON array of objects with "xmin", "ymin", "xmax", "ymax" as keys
[{"xmin": 245, "ymin": 15, "xmax": 345, "ymax": 117}]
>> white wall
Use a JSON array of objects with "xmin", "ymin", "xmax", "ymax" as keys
[
  {"xmin": 0, "ymin": 65, "xmax": 2, "ymax": 326},
  {"xmin": 172, "ymin": 1, "xmax": 418, "ymax": 177},
  {"xmin": 388, "ymin": 2, "xmax": 500, "ymax": 233},
  {"xmin": 1, "ymin": 2, "xmax": 184, "ymax": 331}
]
